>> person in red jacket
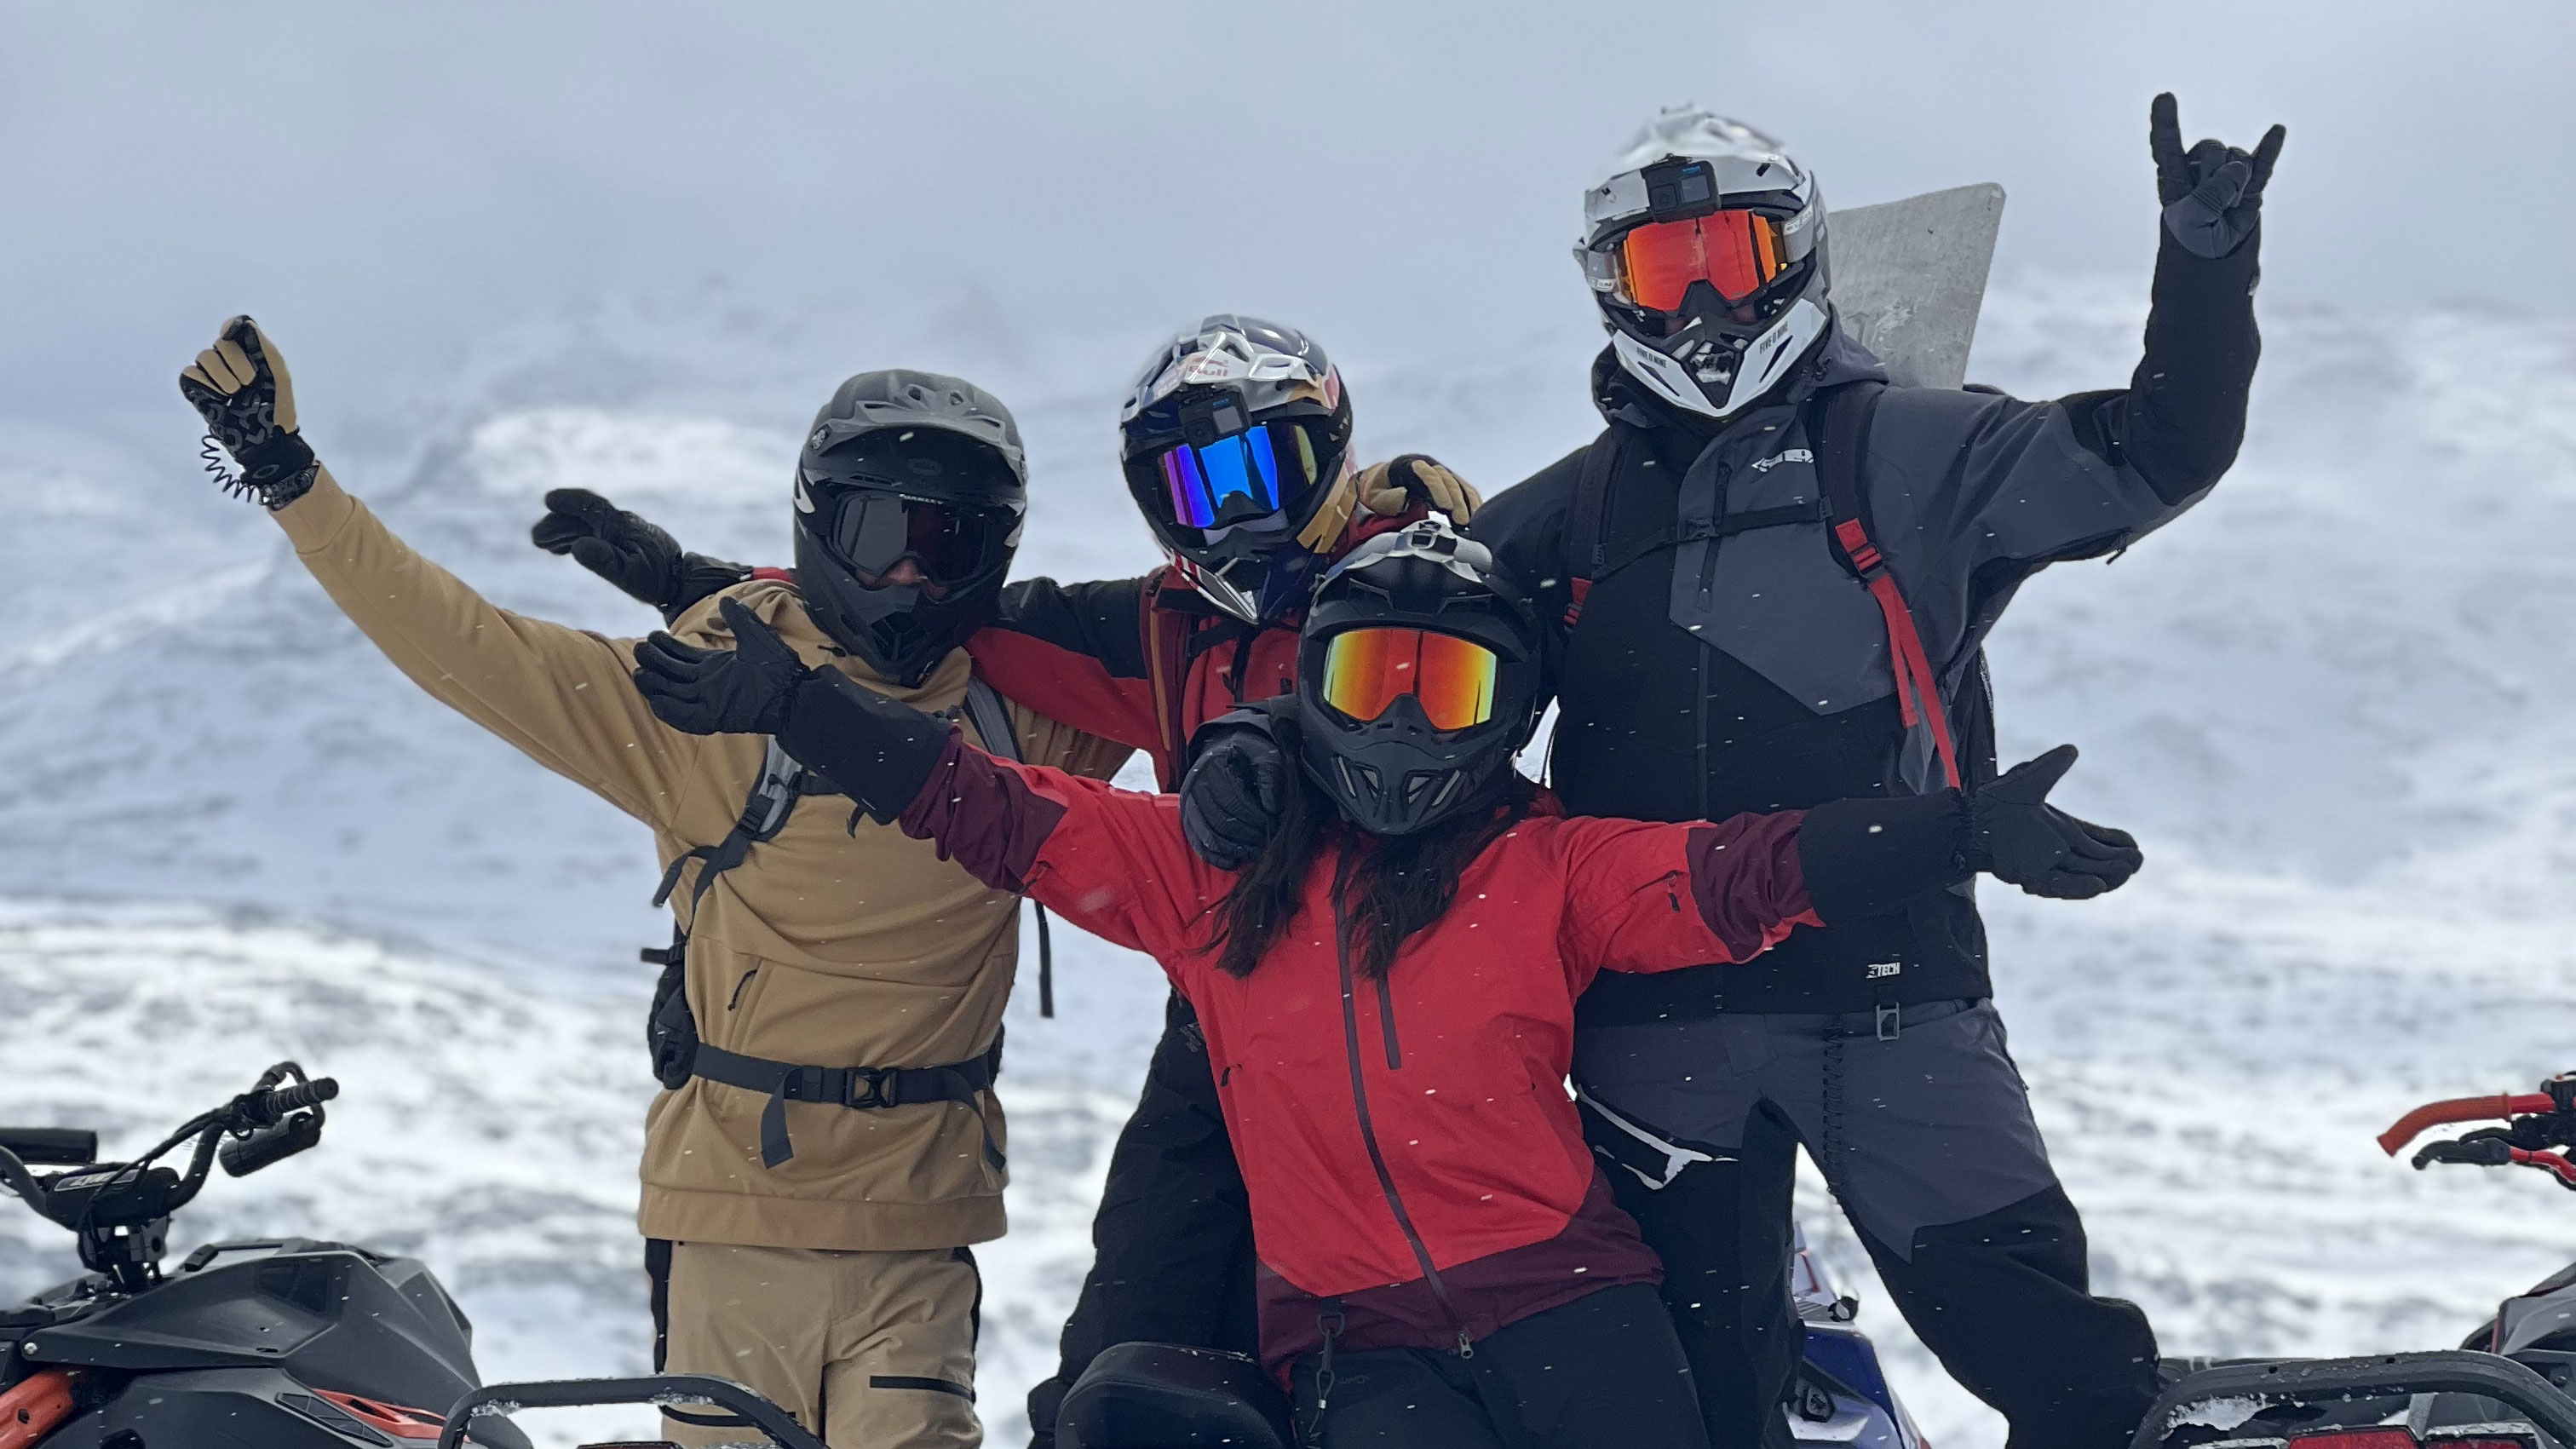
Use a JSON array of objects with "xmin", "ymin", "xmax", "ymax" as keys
[
  {"xmin": 626, "ymin": 515, "xmax": 2142, "ymax": 1448},
  {"xmin": 535, "ymin": 315, "xmax": 1481, "ymax": 1436}
]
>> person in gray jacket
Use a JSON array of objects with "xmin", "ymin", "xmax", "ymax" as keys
[{"xmin": 1176, "ymin": 94, "xmax": 2284, "ymax": 1448}]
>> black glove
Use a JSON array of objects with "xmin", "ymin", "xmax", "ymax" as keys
[
  {"xmin": 1799, "ymin": 744, "xmax": 2141, "ymax": 922},
  {"xmin": 2151, "ymin": 92, "xmax": 2286, "ymax": 261},
  {"xmin": 178, "ymin": 315, "xmax": 321, "ymax": 510},
  {"xmin": 1964, "ymin": 745, "xmax": 2143, "ymax": 900},
  {"xmin": 632, "ymin": 596, "xmax": 814, "ymax": 736},
  {"xmin": 532, "ymin": 488, "xmax": 754, "ymax": 624},
  {"xmin": 1179, "ymin": 704, "xmax": 1297, "ymax": 871}
]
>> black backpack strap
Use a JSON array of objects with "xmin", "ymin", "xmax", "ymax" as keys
[
  {"xmin": 641, "ymin": 737, "xmax": 813, "ymax": 1090},
  {"xmin": 693, "ymin": 1036, "xmax": 1007, "ymax": 1170},
  {"xmin": 1808, "ymin": 382, "xmax": 1963, "ymax": 793},
  {"xmin": 963, "ymin": 673, "xmax": 1057, "ymax": 1020},
  {"xmin": 1560, "ymin": 426, "xmax": 1628, "ymax": 629}
]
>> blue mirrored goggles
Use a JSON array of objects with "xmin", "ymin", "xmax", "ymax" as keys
[{"xmin": 1151, "ymin": 419, "xmax": 1325, "ymax": 531}]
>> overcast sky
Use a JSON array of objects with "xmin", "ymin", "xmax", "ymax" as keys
[{"xmin": 5, "ymin": 2, "xmax": 2569, "ymax": 428}]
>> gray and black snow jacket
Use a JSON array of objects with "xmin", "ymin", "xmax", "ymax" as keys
[{"xmin": 1474, "ymin": 231, "xmax": 2263, "ymax": 1017}]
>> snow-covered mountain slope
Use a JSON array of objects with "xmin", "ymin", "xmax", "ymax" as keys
[{"xmin": 0, "ymin": 281, "xmax": 2569, "ymax": 1446}]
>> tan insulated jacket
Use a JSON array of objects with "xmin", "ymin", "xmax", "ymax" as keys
[{"xmin": 273, "ymin": 467, "xmax": 1130, "ymax": 1251}]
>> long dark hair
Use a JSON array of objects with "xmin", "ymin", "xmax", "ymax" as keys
[{"xmin": 1205, "ymin": 763, "xmax": 1537, "ymax": 981}]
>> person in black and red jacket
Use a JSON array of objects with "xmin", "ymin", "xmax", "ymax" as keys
[
  {"xmin": 626, "ymin": 515, "xmax": 2142, "ymax": 1449},
  {"xmin": 532, "ymin": 315, "xmax": 1480, "ymax": 1442}
]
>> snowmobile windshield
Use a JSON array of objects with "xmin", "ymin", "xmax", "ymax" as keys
[
  {"xmin": 1616, "ymin": 208, "xmax": 1797, "ymax": 310},
  {"xmin": 1318, "ymin": 626, "xmax": 1500, "ymax": 732}
]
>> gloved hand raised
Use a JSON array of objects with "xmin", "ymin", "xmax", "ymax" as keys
[
  {"xmin": 178, "ymin": 315, "xmax": 321, "ymax": 510},
  {"xmin": 1179, "ymin": 703, "xmax": 1297, "ymax": 871},
  {"xmin": 1354, "ymin": 454, "xmax": 1481, "ymax": 524},
  {"xmin": 632, "ymin": 597, "xmax": 815, "ymax": 737},
  {"xmin": 2150, "ymin": 92, "xmax": 2286, "ymax": 260},
  {"xmin": 532, "ymin": 488, "xmax": 755, "ymax": 624},
  {"xmin": 1964, "ymin": 745, "xmax": 2142, "ymax": 900}
]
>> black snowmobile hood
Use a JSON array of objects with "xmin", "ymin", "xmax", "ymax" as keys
[{"xmin": 1589, "ymin": 311, "xmax": 1889, "ymax": 440}]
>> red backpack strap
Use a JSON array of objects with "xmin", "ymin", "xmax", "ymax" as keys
[{"xmin": 1814, "ymin": 383, "xmax": 1963, "ymax": 791}]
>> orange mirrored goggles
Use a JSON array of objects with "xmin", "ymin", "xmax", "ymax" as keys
[
  {"xmin": 1616, "ymin": 208, "xmax": 1793, "ymax": 312},
  {"xmin": 1318, "ymin": 628, "xmax": 1499, "ymax": 732}
]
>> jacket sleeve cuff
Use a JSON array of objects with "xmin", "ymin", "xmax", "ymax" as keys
[
  {"xmin": 778, "ymin": 669, "xmax": 954, "ymax": 824},
  {"xmin": 895, "ymin": 733, "xmax": 1067, "ymax": 894},
  {"xmin": 1797, "ymin": 791, "xmax": 1970, "ymax": 924},
  {"xmin": 273, "ymin": 463, "xmax": 359, "ymax": 554}
]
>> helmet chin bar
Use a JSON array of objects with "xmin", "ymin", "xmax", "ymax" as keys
[{"xmin": 1609, "ymin": 296, "xmax": 1830, "ymax": 421}]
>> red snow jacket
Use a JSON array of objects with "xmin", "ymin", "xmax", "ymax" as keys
[{"xmin": 890, "ymin": 734, "xmax": 1826, "ymax": 1370}]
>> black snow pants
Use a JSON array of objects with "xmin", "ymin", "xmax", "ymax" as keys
[
  {"xmin": 1574, "ymin": 998, "xmax": 2159, "ymax": 1449},
  {"xmin": 1287, "ymin": 1284, "xmax": 1711, "ymax": 1449},
  {"xmin": 1026, "ymin": 992, "xmax": 1259, "ymax": 1446}
]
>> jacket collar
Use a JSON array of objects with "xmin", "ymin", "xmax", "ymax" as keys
[{"xmin": 1589, "ymin": 311, "xmax": 1889, "ymax": 443}]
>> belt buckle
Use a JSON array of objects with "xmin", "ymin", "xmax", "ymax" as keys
[{"xmin": 846, "ymin": 1067, "xmax": 894, "ymax": 1109}]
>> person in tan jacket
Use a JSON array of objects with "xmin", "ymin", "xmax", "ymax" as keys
[{"xmin": 180, "ymin": 315, "xmax": 1130, "ymax": 1449}]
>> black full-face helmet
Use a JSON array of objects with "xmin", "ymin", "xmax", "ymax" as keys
[
  {"xmin": 1118, "ymin": 315, "xmax": 1358, "ymax": 626},
  {"xmin": 791, "ymin": 370, "xmax": 1026, "ymax": 685},
  {"xmin": 1296, "ymin": 516, "xmax": 1549, "ymax": 837}
]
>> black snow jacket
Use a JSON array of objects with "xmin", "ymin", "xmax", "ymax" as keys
[{"xmin": 1474, "ymin": 231, "xmax": 2263, "ymax": 1018}]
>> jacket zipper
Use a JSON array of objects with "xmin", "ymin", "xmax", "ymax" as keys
[
  {"xmin": 1331, "ymin": 862, "xmax": 1469, "ymax": 1354},
  {"xmin": 1374, "ymin": 978, "xmax": 1402, "ymax": 1070}
]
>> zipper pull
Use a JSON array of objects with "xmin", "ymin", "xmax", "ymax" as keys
[{"xmin": 1456, "ymin": 1328, "xmax": 1475, "ymax": 1360}]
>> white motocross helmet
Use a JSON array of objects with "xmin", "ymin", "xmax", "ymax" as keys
[{"xmin": 1574, "ymin": 106, "xmax": 1833, "ymax": 423}]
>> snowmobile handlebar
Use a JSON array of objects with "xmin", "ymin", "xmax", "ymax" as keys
[
  {"xmin": 0, "ymin": 1064, "xmax": 338, "ymax": 1252},
  {"xmin": 2410, "ymin": 1134, "xmax": 2576, "ymax": 1188},
  {"xmin": 2377, "ymin": 1091, "xmax": 2562, "ymax": 1155},
  {"xmin": 437, "ymin": 1375, "xmax": 829, "ymax": 1449}
]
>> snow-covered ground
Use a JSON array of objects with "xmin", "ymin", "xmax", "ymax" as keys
[{"xmin": 1, "ymin": 279, "xmax": 2570, "ymax": 1447}]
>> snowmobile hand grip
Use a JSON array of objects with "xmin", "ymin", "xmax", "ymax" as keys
[
  {"xmin": 0, "ymin": 1128, "xmax": 97, "ymax": 1166},
  {"xmin": 2377, "ymin": 1093, "xmax": 2558, "ymax": 1155},
  {"xmin": 221, "ymin": 1110, "xmax": 325, "ymax": 1177},
  {"xmin": 256, "ymin": 1078, "xmax": 339, "ymax": 1119}
]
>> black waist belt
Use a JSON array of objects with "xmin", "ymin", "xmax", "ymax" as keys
[{"xmin": 692, "ymin": 1038, "xmax": 1003, "ymax": 1170}]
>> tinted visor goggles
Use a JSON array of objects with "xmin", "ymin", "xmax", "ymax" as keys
[
  {"xmin": 811, "ymin": 488, "xmax": 1021, "ymax": 589},
  {"xmin": 1318, "ymin": 627, "xmax": 1499, "ymax": 732},
  {"xmin": 1146, "ymin": 417, "xmax": 1328, "ymax": 532},
  {"xmin": 1615, "ymin": 208, "xmax": 1796, "ymax": 313}
]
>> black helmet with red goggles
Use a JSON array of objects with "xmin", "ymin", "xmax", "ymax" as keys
[
  {"xmin": 1573, "ymin": 106, "xmax": 1835, "ymax": 423},
  {"xmin": 1296, "ymin": 516, "xmax": 1548, "ymax": 837},
  {"xmin": 792, "ymin": 370, "xmax": 1027, "ymax": 685},
  {"xmin": 1118, "ymin": 316, "xmax": 1357, "ymax": 627}
]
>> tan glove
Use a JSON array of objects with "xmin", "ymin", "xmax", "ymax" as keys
[
  {"xmin": 180, "ymin": 315, "xmax": 319, "ymax": 509},
  {"xmin": 1354, "ymin": 453, "xmax": 1480, "ymax": 524}
]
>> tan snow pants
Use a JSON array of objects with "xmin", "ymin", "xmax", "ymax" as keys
[{"xmin": 658, "ymin": 1241, "xmax": 982, "ymax": 1448}]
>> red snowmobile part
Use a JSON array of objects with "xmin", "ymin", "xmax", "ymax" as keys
[
  {"xmin": 0, "ymin": 1368, "xmax": 78, "ymax": 1449},
  {"xmin": 315, "ymin": 1389, "xmax": 446, "ymax": 1440},
  {"xmin": 2505, "ymin": 1147, "xmax": 2576, "ymax": 1188},
  {"xmin": 2378, "ymin": 1094, "xmax": 2559, "ymax": 1155}
]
